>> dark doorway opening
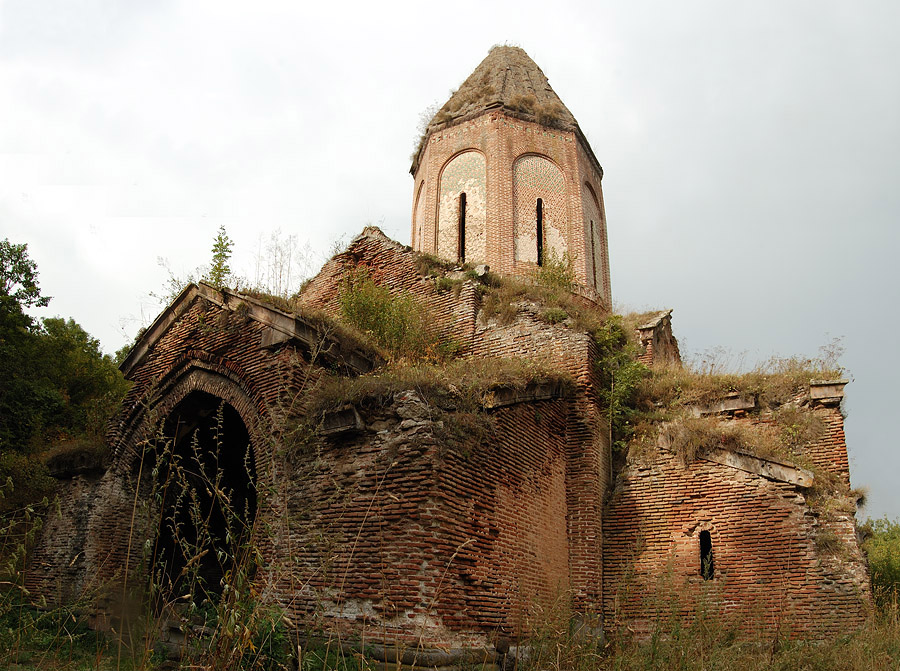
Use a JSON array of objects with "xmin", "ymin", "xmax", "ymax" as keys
[
  {"xmin": 152, "ymin": 391, "xmax": 257, "ymax": 601},
  {"xmin": 699, "ymin": 530, "xmax": 714, "ymax": 580}
]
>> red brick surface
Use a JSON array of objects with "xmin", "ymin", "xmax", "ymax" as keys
[
  {"xmin": 603, "ymin": 449, "xmax": 870, "ymax": 638},
  {"xmin": 27, "ymin": 230, "xmax": 869, "ymax": 650},
  {"xmin": 411, "ymin": 111, "xmax": 611, "ymax": 308}
]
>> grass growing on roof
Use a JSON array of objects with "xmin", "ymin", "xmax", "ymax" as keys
[{"xmin": 307, "ymin": 357, "xmax": 572, "ymax": 418}]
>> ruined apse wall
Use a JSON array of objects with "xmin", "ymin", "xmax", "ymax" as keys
[
  {"xmin": 278, "ymin": 388, "xmax": 572, "ymax": 649},
  {"xmin": 604, "ymin": 324, "xmax": 868, "ymax": 638}
]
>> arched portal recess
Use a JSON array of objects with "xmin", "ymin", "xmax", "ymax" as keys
[{"xmin": 151, "ymin": 390, "xmax": 258, "ymax": 601}]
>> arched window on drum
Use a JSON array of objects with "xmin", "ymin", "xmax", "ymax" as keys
[
  {"xmin": 513, "ymin": 155, "xmax": 567, "ymax": 265},
  {"xmin": 436, "ymin": 151, "xmax": 486, "ymax": 264}
]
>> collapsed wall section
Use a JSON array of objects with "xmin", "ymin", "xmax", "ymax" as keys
[{"xmin": 295, "ymin": 227, "xmax": 482, "ymax": 353}]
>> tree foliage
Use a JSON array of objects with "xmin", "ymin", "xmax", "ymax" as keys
[
  {"xmin": 593, "ymin": 315, "xmax": 648, "ymax": 453},
  {"xmin": 206, "ymin": 225, "xmax": 234, "ymax": 288},
  {"xmin": 0, "ymin": 241, "xmax": 128, "ymax": 456},
  {"xmin": 0, "ymin": 239, "xmax": 50, "ymax": 313},
  {"xmin": 863, "ymin": 517, "xmax": 900, "ymax": 608}
]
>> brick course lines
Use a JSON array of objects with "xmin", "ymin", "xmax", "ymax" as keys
[
  {"xmin": 28, "ymin": 227, "xmax": 870, "ymax": 649},
  {"xmin": 411, "ymin": 112, "xmax": 610, "ymax": 309},
  {"xmin": 602, "ymin": 450, "xmax": 870, "ymax": 638}
]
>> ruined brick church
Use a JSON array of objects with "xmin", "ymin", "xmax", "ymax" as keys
[{"xmin": 28, "ymin": 46, "xmax": 870, "ymax": 666}]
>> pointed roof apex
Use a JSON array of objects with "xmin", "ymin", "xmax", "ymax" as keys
[{"xmin": 427, "ymin": 45, "xmax": 578, "ymax": 135}]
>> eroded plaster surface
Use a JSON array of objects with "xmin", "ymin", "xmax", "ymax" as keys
[
  {"xmin": 437, "ymin": 151, "xmax": 486, "ymax": 263},
  {"xmin": 513, "ymin": 155, "xmax": 567, "ymax": 263}
]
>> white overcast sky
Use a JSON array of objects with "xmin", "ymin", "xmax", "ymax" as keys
[{"xmin": 2, "ymin": 1, "xmax": 898, "ymax": 517}]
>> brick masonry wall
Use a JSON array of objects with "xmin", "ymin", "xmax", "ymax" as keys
[
  {"xmin": 28, "ymin": 226, "xmax": 865, "ymax": 650},
  {"xmin": 581, "ymin": 182, "xmax": 608, "ymax": 298},
  {"xmin": 411, "ymin": 111, "xmax": 610, "ymax": 308},
  {"xmin": 636, "ymin": 312, "xmax": 681, "ymax": 368},
  {"xmin": 730, "ymin": 402, "xmax": 850, "ymax": 484},
  {"xmin": 295, "ymin": 228, "xmax": 482, "ymax": 352},
  {"xmin": 27, "ymin": 241, "xmax": 603, "ymax": 649},
  {"xmin": 299, "ymin": 228, "xmax": 611, "ymax": 618},
  {"xmin": 279, "ymin": 390, "xmax": 572, "ymax": 649},
  {"xmin": 603, "ymin": 449, "xmax": 870, "ymax": 639},
  {"xmin": 26, "ymin": 472, "xmax": 104, "ymax": 606},
  {"xmin": 26, "ymin": 293, "xmax": 323, "ymax": 615},
  {"xmin": 437, "ymin": 150, "xmax": 487, "ymax": 263},
  {"xmin": 512, "ymin": 155, "xmax": 567, "ymax": 263},
  {"xmin": 804, "ymin": 405, "xmax": 850, "ymax": 484}
]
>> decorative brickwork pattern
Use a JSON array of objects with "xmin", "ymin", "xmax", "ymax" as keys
[
  {"xmin": 513, "ymin": 154, "xmax": 567, "ymax": 264},
  {"xmin": 411, "ymin": 109, "xmax": 610, "ymax": 309},
  {"xmin": 438, "ymin": 151, "xmax": 487, "ymax": 263}
]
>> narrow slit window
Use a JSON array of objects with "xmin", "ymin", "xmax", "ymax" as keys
[
  {"xmin": 536, "ymin": 198, "xmax": 544, "ymax": 266},
  {"xmin": 699, "ymin": 530, "xmax": 714, "ymax": 580},
  {"xmin": 458, "ymin": 193, "xmax": 466, "ymax": 263},
  {"xmin": 590, "ymin": 220, "xmax": 597, "ymax": 288}
]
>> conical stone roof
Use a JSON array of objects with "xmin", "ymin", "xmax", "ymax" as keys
[
  {"xmin": 410, "ymin": 45, "xmax": 602, "ymax": 177},
  {"xmin": 426, "ymin": 46, "xmax": 578, "ymax": 135}
]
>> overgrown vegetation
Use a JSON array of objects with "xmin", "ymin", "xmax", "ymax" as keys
[
  {"xmin": 635, "ymin": 348, "xmax": 843, "ymax": 414},
  {"xmin": 0, "ymin": 241, "xmax": 128, "ymax": 511},
  {"xmin": 620, "ymin": 342, "xmax": 846, "ymax": 474},
  {"xmin": 204, "ymin": 225, "xmax": 234, "ymax": 288},
  {"xmin": 478, "ymin": 254, "xmax": 606, "ymax": 333},
  {"xmin": 863, "ymin": 517, "xmax": 900, "ymax": 609},
  {"xmin": 508, "ymin": 93, "xmax": 567, "ymax": 128},
  {"xmin": 523, "ymin": 604, "xmax": 900, "ymax": 670},
  {"xmin": 0, "ymin": 402, "xmax": 293, "ymax": 670},
  {"xmin": 308, "ymin": 356, "xmax": 570, "ymax": 419},
  {"xmin": 0, "ymin": 242, "xmax": 126, "ymax": 667},
  {"xmin": 3, "ymin": 232, "xmax": 895, "ymax": 669},
  {"xmin": 154, "ymin": 226, "xmax": 316, "ymax": 307},
  {"xmin": 337, "ymin": 268, "xmax": 455, "ymax": 362}
]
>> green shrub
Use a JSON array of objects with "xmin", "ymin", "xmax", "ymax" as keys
[
  {"xmin": 338, "ymin": 269, "xmax": 440, "ymax": 361},
  {"xmin": 540, "ymin": 307, "xmax": 569, "ymax": 324},
  {"xmin": 433, "ymin": 276, "xmax": 458, "ymax": 294},
  {"xmin": 0, "ymin": 452, "xmax": 55, "ymax": 515},
  {"xmin": 533, "ymin": 250, "xmax": 576, "ymax": 293},
  {"xmin": 863, "ymin": 517, "xmax": 900, "ymax": 608},
  {"xmin": 593, "ymin": 316, "xmax": 648, "ymax": 454}
]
